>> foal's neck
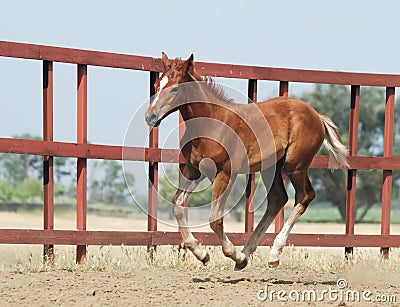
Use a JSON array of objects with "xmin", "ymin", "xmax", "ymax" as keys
[
  {"xmin": 179, "ymin": 100, "xmax": 214, "ymax": 122},
  {"xmin": 180, "ymin": 72, "xmax": 233, "ymax": 121}
]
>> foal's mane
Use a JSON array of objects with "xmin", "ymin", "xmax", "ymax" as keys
[
  {"xmin": 200, "ymin": 76, "xmax": 235, "ymax": 103},
  {"xmin": 189, "ymin": 70, "xmax": 234, "ymax": 104}
]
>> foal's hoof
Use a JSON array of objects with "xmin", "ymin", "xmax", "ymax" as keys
[
  {"xmin": 234, "ymin": 258, "xmax": 248, "ymax": 271},
  {"xmin": 268, "ymin": 260, "xmax": 280, "ymax": 269},
  {"xmin": 201, "ymin": 253, "xmax": 210, "ymax": 266}
]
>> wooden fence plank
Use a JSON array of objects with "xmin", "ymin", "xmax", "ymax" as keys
[
  {"xmin": 2, "ymin": 40, "xmax": 400, "ymax": 86},
  {"xmin": 0, "ymin": 229, "xmax": 399, "ymax": 248}
]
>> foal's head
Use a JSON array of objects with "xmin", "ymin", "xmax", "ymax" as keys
[{"xmin": 145, "ymin": 52, "xmax": 196, "ymax": 127}]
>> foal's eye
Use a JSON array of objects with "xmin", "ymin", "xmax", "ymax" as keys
[{"xmin": 170, "ymin": 87, "xmax": 179, "ymax": 93}]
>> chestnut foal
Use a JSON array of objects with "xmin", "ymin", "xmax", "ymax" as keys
[{"xmin": 145, "ymin": 53, "xmax": 348, "ymax": 270}]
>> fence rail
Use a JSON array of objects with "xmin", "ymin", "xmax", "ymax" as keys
[
  {"xmin": 0, "ymin": 40, "xmax": 398, "ymax": 262},
  {"xmin": 2, "ymin": 40, "xmax": 400, "ymax": 86},
  {"xmin": 1, "ymin": 137, "xmax": 400, "ymax": 169}
]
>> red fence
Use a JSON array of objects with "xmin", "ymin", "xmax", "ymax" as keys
[{"xmin": 1, "ymin": 41, "xmax": 400, "ymax": 263}]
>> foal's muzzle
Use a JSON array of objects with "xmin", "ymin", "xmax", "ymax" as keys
[{"xmin": 145, "ymin": 113, "xmax": 159, "ymax": 127}]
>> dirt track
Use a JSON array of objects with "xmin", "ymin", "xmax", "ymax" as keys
[
  {"xmin": 1, "ymin": 266, "xmax": 399, "ymax": 306},
  {"xmin": 1, "ymin": 212, "xmax": 400, "ymax": 306}
]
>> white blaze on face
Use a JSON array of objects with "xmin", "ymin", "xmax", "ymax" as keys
[{"xmin": 152, "ymin": 76, "xmax": 169, "ymax": 105}]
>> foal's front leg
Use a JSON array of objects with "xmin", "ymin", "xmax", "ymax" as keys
[
  {"xmin": 172, "ymin": 165, "xmax": 209, "ymax": 264},
  {"xmin": 209, "ymin": 171, "xmax": 246, "ymax": 265}
]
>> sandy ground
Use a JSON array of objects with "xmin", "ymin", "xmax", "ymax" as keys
[
  {"xmin": 0, "ymin": 212, "xmax": 400, "ymax": 306},
  {"xmin": 1, "ymin": 266, "xmax": 399, "ymax": 306}
]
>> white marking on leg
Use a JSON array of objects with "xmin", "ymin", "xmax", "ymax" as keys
[
  {"xmin": 175, "ymin": 192, "xmax": 185, "ymax": 206},
  {"xmin": 185, "ymin": 233, "xmax": 207, "ymax": 261},
  {"xmin": 269, "ymin": 221, "xmax": 293, "ymax": 262},
  {"xmin": 173, "ymin": 189, "xmax": 207, "ymax": 261},
  {"xmin": 222, "ymin": 236, "xmax": 246, "ymax": 263},
  {"xmin": 152, "ymin": 76, "xmax": 168, "ymax": 105}
]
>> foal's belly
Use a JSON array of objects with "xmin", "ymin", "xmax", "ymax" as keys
[{"xmin": 185, "ymin": 139, "xmax": 282, "ymax": 175}]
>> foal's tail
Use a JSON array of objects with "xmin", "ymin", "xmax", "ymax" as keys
[{"xmin": 319, "ymin": 114, "xmax": 349, "ymax": 169}]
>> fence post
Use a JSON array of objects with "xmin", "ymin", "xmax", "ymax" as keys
[
  {"xmin": 345, "ymin": 85, "xmax": 360, "ymax": 256},
  {"xmin": 274, "ymin": 81, "xmax": 289, "ymax": 233},
  {"xmin": 148, "ymin": 71, "xmax": 159, "ymax": 249},
  {"xmin": 43, "ymin": 60, "xmax": 54, "ymax": 263},
  {"xmin": 245, "ymin": 79, "xmax": 257, "ymax": 233},
  {"xmin": 76, "ymin": 64, "xmax": 88, "ymax": 263},
  {"xmin": 381, "ymin": 87, "xmax": 395, "ymax": 259}
]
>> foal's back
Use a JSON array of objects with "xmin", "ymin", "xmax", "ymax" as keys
[{"xmin": 256, "ymin": 97, "xmax": 326, "ymax": 169}]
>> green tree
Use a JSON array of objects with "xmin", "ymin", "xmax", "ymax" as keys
[
  {"xmin": 0, "ymin": 153, "xmax": 27, "ymax": 184},
  {"xmin": 300, "ymin": 85, "xmax": 400, "ymax": 222},
  {"xmin": 0, "ymin": 134, "xmax": 74, "ymax": 203},
  {"xmin": 0, "ymin": 180, "xmax": 14, "ymax": 202},
  {"xmin": 0, "ymin": 134, "xmax": 44, "ymax": 204},
  {"xmin": 89, "ymin": 160, "xmax": 134, "ymax": 205},
  {"xmin": 0, "ymin": 134, "xmax": 42, "ymax": 183},
  {"xmin": 54, "ymin": 157, "xmax": 72, "ymax": 184},
  {"xmin": 14, "ymin": 178, "xmax": 43, "ymax": 203}
]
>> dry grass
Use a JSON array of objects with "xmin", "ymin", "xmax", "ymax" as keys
[
  {"xmin": 6, "ymin": 244, "xmax": 400, "ymax": 275},
  {"xmin": 1, "ymin": 211, "xmax": 400, "ymax": 275}
]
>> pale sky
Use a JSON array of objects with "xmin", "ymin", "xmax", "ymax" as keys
[
  {"xmin": 1, "ymin": 0, "xmax": 400, "ymax": 193},
  {"xmin": 2, "ymin": 1, "xmax": 400, "ymax": 142}
]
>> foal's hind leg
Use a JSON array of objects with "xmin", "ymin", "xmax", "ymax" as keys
[
  {"xmin": 172, "ymin": 164, "xmax": 209, "ymax": 264},
  {"xmin": 268, "ymin": 169, "xmax": 315, "ymax": 268},
  {"xmin": 235, "ymin": 161, "xmax": 288, "ymax": 270}
]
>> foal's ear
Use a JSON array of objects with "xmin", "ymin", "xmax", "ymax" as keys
[
  {"xmin": 161, "ymin": 52, "xmax": 171, "ymax": 70},
  {"xmin": 183, "ymin": 53, "xmax": 194, "ymax": 73}
]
